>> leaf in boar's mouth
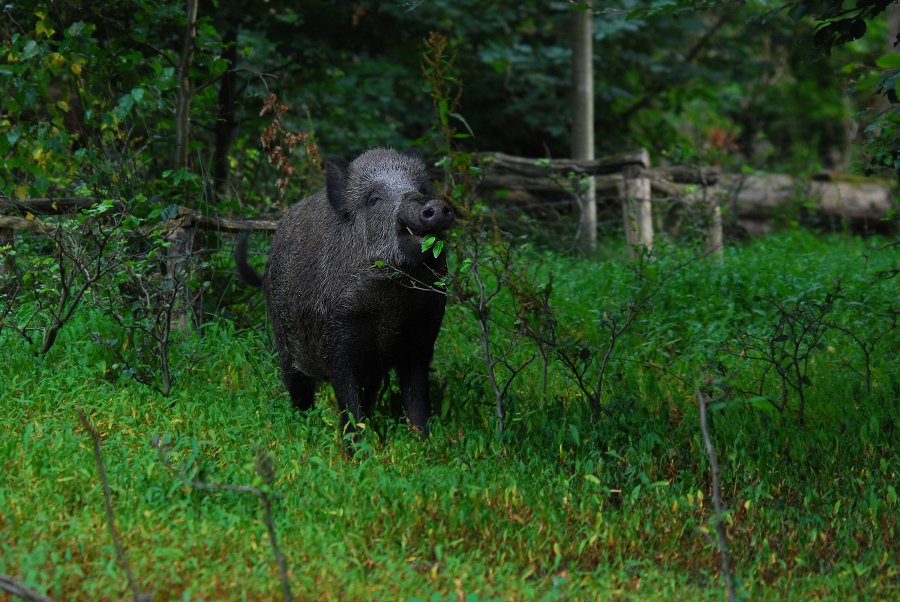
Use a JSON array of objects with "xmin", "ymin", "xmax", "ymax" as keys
[{"xmin": 421, "ymin": 235, "xmax": 445, "ymax": 258}]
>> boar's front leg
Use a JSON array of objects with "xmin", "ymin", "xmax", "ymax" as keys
[
  {"xmin": 331, "ymin": 373, "xmax": 366, "ymax": 436},
  {"xmin": 397, "ymin": 351, "xmax": 433, "ymax": 435},
  {"xmin": 327, "ymin": 316, "xmax": 374, "ymax": 435}
]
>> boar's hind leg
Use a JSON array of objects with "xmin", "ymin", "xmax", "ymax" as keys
[{"xmin": 282, "ymin": 371, "xmax": 315, "ymax": 411}]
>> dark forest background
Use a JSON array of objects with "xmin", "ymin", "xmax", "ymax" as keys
[{"xmin": 3, "ymin": 0, "xmax": 897, "ymax": 217}]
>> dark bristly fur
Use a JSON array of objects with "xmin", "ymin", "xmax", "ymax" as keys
[{"xmin": 235, "ymin": 148, "xmax": 454, "ymax": 435}]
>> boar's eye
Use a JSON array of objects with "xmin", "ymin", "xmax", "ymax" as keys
[
  {"xmin": 367, "ymin": 194, "xmax": 382, "ymax": 208},
  {"xmin": 418, "ymin": 184, "xmax": 430, "ymax": 196}
]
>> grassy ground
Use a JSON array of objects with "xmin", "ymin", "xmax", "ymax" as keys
[{"xmin": 1, "ymin": 229, "xmax": 897, "ymax": 600}]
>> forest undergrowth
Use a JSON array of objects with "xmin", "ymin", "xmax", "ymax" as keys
[{"xmin": 1, "ymin": 229, "xmax": 898, "ymax": 601}]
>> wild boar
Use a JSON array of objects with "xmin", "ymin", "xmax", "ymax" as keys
[{"xmin": 236, "ymin": 148, "xmax": 454, "ymax": 435}]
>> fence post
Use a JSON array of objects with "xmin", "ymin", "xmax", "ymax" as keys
[
  {"xmin": 618, "ymin": 165, "xmax": 653, "ymax": 256},
  {"xmin": 707, "ymin": 192, "xmax": 724, "ymax": 261},
  {"xmin": 166, "ymin": 215, "xmax": 196, "ymax": 330},
  {"xmin": 0, "ymin": 227, "xmax": 12, "ymax": 275},
  {"xmin": 696, "ymin": 171, "xmax": 725, "ymax": 262}
]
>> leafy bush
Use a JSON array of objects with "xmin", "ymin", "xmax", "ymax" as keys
[{"xmin": 1, "ymin": 230, "xmax": 897, "ymax": 600}]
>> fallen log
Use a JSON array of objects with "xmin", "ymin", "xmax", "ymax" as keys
[
  {"xmin": 0, "ymin": 197, "xmax": 114, "ymax": 215},
  {"xmin": 650, "ymin": 165, "xmax": 719, "ymax": 186},
  {"xmin": 1, "ymin": 199, "xmax": 279, "ymax": 234},
  {"xmin": 174, "ymin": 207, "xmax": 278, "ymax": 232},
  {"xmin": 720, "ymin": 174, "xmax": 895, "ymax": 222},
  {"xmin": 0, "ymin": 215, "xmax": 52, "ymax": 233},
  {"xmin": 480, "ymin": 149, "xmax": 650, "ymax": 176}
]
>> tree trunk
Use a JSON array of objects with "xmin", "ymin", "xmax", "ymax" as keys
[
  {"xmin": 889, "ymin": 2, "xmax": 900, "ymax": 52},
  {"xmin": 571, "ymin": 4, "xmax": 596, "ymax": 252},
  {"xmin": 175, "ymin": 0, "xmax": 199, "ymax": 171},
  {"xmin": 214, "ymin": 27, "xmax": 239, "ymax": 198}
]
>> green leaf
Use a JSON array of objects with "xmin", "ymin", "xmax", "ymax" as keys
[
  {"xmin": 875, "ymin": 54, "xmax": 900, "ymax": 69},
  {"xmin": 584, "ymin": 474, "xmax": 601, "ymax": 486},
  {"xmin": 66, "ymin": 21, "xmax": 89, "ymax": 37},
  {"xmin": 199, "ymin": 22, "xmax": 218, "ymax": 38},
  {"xmin": 115, "ymin": 93, "xmax": 135, "ymax": 118},
  {"xmin": 748, "ymin": 396, "xmax": 778, "ymax": 413},
  {"xmin": 449, "ymin": 112, "xmax": 475, "ymax": 136},
  {"xmin": 86, "ymin": 199, "xmax": 114, "ymax": 216},
  {"xmin": 21, "ymin": 39, "xmax": 40, "ymax": 61},
  {"xmin": 432, "ymin": 239, "xmax": 445, "ymax": 258},
  {"xmin": 210, "ymin": 57, "xmax": 229, "ymax": 76},
  {"xmin": 421, "ymin": 234, "xmax": 436, "ymax": 252}
]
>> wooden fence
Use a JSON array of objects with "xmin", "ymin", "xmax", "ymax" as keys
[
  {"xmin": 474, "ymin": 149, "xmax": 722, "ymax": 256},
  {"xmin": 0, "ymin": 148, "xmax": 725, "ymax": 279}
]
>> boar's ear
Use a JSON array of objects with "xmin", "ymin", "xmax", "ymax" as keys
[
  {"xmin": 402, "ymin": 148, "xmax": 426, "ymax": 164},
  {"xmin": 325, "ymin": 156, "xmax": 351, "ymax": 218}
]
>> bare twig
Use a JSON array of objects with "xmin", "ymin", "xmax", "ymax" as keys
[
  {"xmin": 696, "ymin": 391, "xmax": 737, "ymax": 602},
  {"xmin": 76, "ymin": 410, "xmax": 148, "ymax": 602},
  {"xmin": 151, "ymin": 438, "xmax": 294, "ymax": 602},
  {"xmin": 254, "ymin": 452, "xmax": 293, "ymax": 602},
  {"xmin": 726, "ymin": 287, "xmax": 840, "ymax": 424},
  {"xmin": 472, "ymin": 263, "xmax": 507, "ymax": 432},
  {"xmin": 0, "ymin": 574, "xmax": 56, "ymax": 602},
  {"xmin": 621, "ymin": 11, "xmax": 732, "ymax": 121},
  {"xmin": 544, "ymin": 245, "xmax": 718, "ymax": 415},
  {"xmin": 194, "ymin": 66, "xmax": 274, "ymax": 95},
  {"xmin": 824, "ymin": 311, "xmax": 897, "ymax": 397}
]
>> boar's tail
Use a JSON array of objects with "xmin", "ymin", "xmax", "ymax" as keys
[{"xmin": 235, "ymin": 232, "xmax": 263, "ymax": 288}]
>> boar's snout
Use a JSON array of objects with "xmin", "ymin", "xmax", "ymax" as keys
[
  {"xmin": 396, "ymin": 196, "xmax": 455, "ymax": 263},
  {"xmin": 419, "ymin": 198, "xmax": 454, "ymax": 232}
]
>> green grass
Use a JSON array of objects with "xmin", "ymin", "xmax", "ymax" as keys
[{"xmin": 1, "ymin": 229, "xmax": 898, "ymax": 600}]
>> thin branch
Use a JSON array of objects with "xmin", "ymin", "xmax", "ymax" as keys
[
  {"xmin": 592, "ymin": 246, "xmax": 718, "ymax": 408},
  {"xmin": 499, "ymin": 353, "xmax": 536, "ymax": 401},
  {"xmin": 696, "ymin": 391, "xmax": 737, "ymax": 602},
  {"xmin": 194, "ymin": 66, "xmax": 275, "ymax": 95},
  {"xmin": 472, "ymin": 265, "xmax": 506, "ymax": 433},
  {"xmin": 616, "ymin": 357, "xmax": 693, "ymax": 388},
  {"xmin": 152, "ymin": 438, "xmax": 294, "ymax": 602},
  {"xmin": 621, "ymin": 11, "xmax": 732, "ymax": 121},
  {"xmin": 0, "ymin": 574, "xmax": 55, "ymax": 602},
  {"xmin": 76, "ymin": 410, "xmax": 148, "ymax": 602}
]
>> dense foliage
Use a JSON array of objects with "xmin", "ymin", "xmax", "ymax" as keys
[
  {"xmin": 2, "ymin": 0, "xmax": 897, "ymax": 216},
  {"xmin": 1, "ymin": 231, "xmax": 897, "ymax": 600},
  {"xmin": 1, "ymin": 2, "xmax": 898, "ymax": 600}
]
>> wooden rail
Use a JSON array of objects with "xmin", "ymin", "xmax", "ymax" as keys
[
  {"xmin": 0, "ymin": 202, "xmax": 279, "ymax": 277},
  {"xmin": 471, "ymin": 149, "xmax": 722, "ymax": 258},
  {"xmin": 173, "ymin": 207, "xmax": 278, "ymax": 232},
  {"xmin": 1, "ymin": 149, "xmax": 727, "ymax": 275}
]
